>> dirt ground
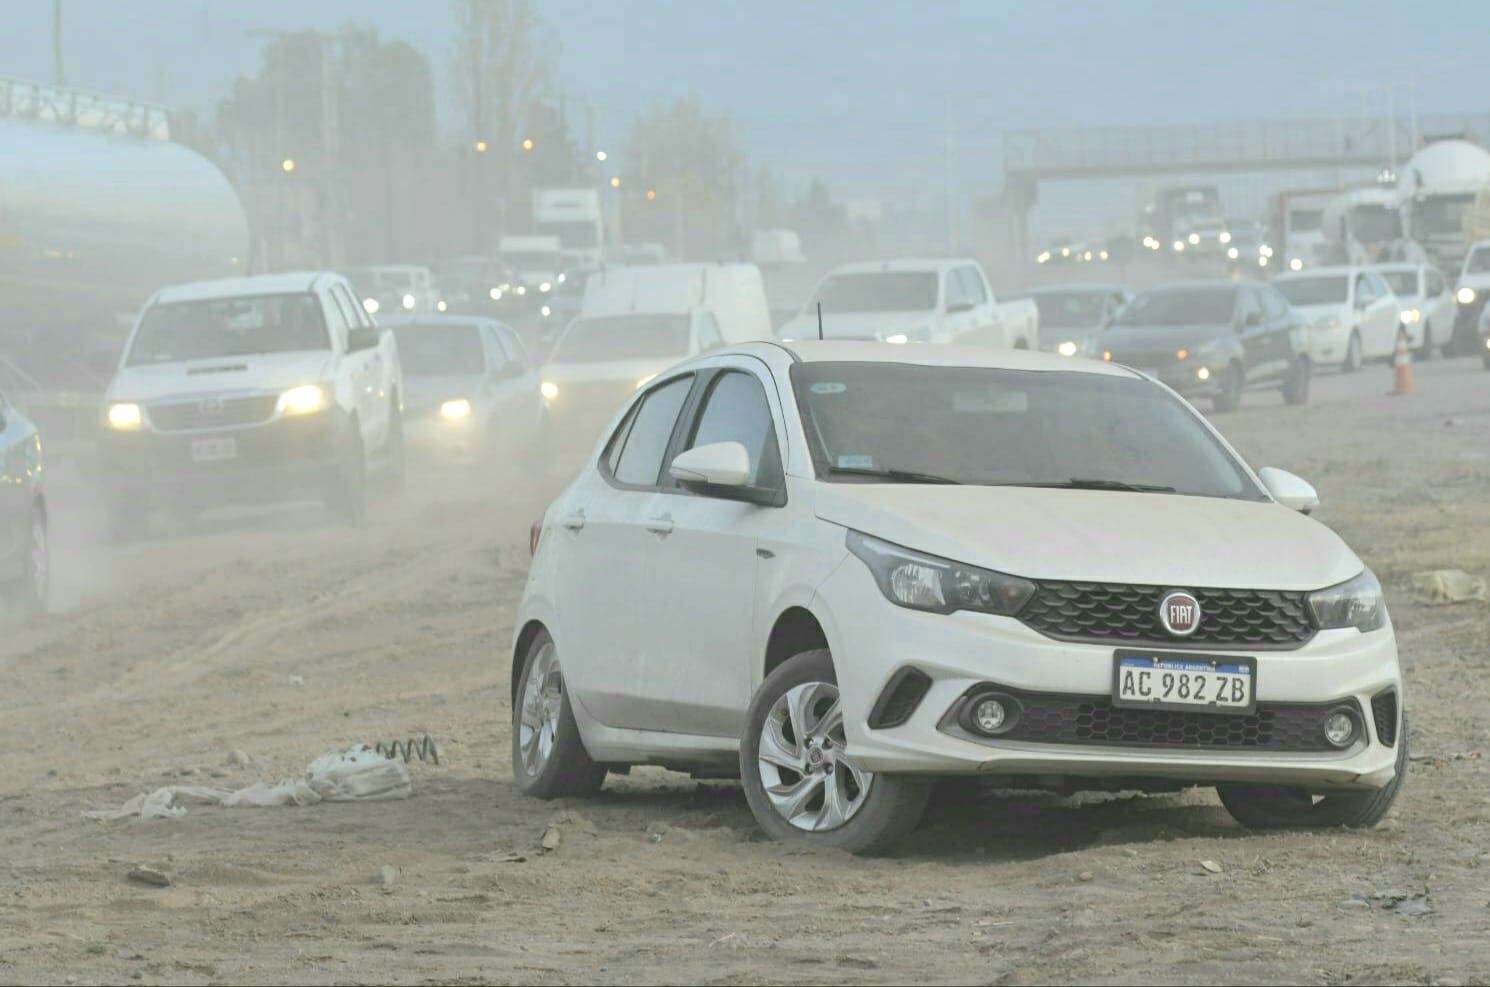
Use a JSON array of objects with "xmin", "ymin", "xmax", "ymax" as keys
[{"xmin": 2, "ymin": 357, "xmax": 1489, "ymax": 986}]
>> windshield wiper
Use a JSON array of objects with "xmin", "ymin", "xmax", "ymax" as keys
[
  {"xmin": 827, "ymin": 465, "xmax": 962, "ymax": 485},
  {"xmin": 1003, "ymin": 478, "xmax": 1177, "ymax": 493}
]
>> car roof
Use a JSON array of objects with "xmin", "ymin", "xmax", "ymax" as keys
[
  {"xmin": 1273, "ymin": 265, "xmax": 1366, "ymax": 277},
  {"xmin": 378, "ymin": 314, "xmax": 507, "ymax": 331},
  {"xmin": 1136, "ymin": 280, "xmax": 1242, "ymax": 294},
  {"xmin": 151, "ymin": 271, "xmax": 334, "ymax": 304},
  {"xmin": 1025, "ymin": 283, "xmax": 1125, "ymax": 295},
  {"xmin": 772, "ymin": 340, "xmax": 1137, "ymax": 378},
  {"xmin": 826, "ymin": 258, "xmax": 977, "ymax": 275}
]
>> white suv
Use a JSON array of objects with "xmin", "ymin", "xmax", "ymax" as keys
[{"xmin": 513, "ymin": 342, "xmax": 1405, "ymax": 853}]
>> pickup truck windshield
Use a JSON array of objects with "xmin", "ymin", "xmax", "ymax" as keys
[
  {"xmin": 1465, "ymin": 247, "xmax": 1490, "ymax": 274},
  {"xmin": 1351, "ymin": 205, "xmax": 1401, "ymax": 242},
  {"xmin": 792, "ymin": 362, "xmax": 1263, "ymax": 500},
  {"xmin": 1275, "ymin": 276, "xmax": 1348, "ymax": 306},
  {"xmin": 1113, "ymin": 288, "xmax": 1236, "ymax": 327},
  {"xmin": 127, "ymin": 294, "xmax": 329, "ymax": 366},
  {"xmin": 391, "ymin": 325, "xmax": 486, "ymax": 377},
  {"xmin": 1379, "ymin": 270, "xmax": 1418, "ymax": 296},
  {"xmin": 1029, "ymin": 291, "xmax": 1106, "ymax": 329},
  {"xmin": 551, "ymin": 315, "xmax": 691, "ymax": 363},
  {"xmin": 814, "ymin": 272, "xmax": 938, "ymax": 313}
]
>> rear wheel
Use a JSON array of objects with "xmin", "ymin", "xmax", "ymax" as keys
[
  {"xmin": 740, "ymin": 649, "xmax": 929, "ymax": 855},
  {"xmin": 1210, "ymin": 363, "xmax": 1243, "ymax": 413},
  {"xmin": 5, "ymin": 503, "xmax": 48, "ymax": 614},
  {"xmin": 1343, "ymin": 331, "xmax": 1363, "ymax": 372},
  {"xmin": 1218, "ymin": 717, "xmax": 1407, "ymax": 830},
  {"xmin": 1281, "ymin": 356, "xmax": 1310, "ymax": 406},
  {"xmin": 324, "ymin": 427, "xmax": 366, "ymax": 525},
  {"xmin": 511, "ymin": 629, "xmax": 607, "ymax": 798}
]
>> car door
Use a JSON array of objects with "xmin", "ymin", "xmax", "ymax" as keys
[
  {"xmin": 1366, "ymin": 271, "xmax": 1400, "ymax": 354},
  {"xmin": 491, "ymin": 324, "xmax": 543, "ymax": 435},
  {"xmin": 1426, "ymin": 268, "xmax": 1454, "ymax": 331},
  {"xmin": 961, "ymin": 266, "xmax": 998, "ymax": 341},
  {"xmin": 1233, "ymin": 287, "xmax": 1275, "ymax": 382},
  {"xmin": 638, "ymin": 363, "xmax": 788, "ymax": 737},
  {"xmin": 329, "ymin": 284, "xmax": 386, "ymax": 452},
  {"xmin": 1258, "ymin": 284, "xmax": 1299, "ymax": 374},
  {"xmin": 556, "ymin": 372, "xmax": 697, "ymax": 731}
]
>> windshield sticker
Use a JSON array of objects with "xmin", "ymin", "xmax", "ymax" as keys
[
  {"xmin": 953, "ymin": 389, "xmax": 1029, "ymax": 414},
  {"xmin": 810, "ymin": 381, "xmax": 847, "ymax": 395},
  {"xmin": 836, "ymin": 454, "xmax": 874, "ymax": 469}
]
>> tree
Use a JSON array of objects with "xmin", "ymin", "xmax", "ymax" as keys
[{"xmin": 623, "ymin": 99, "xmax": 744, "ymax": 259}]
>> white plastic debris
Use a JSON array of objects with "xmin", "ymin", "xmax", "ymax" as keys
[
  {"xmin": 84, "ymin": 744, "xmax": 412, "ymax": 821},
  {"xmin": 1410, "ymin": 569, "xmax": 1488, "ymax": 605}
]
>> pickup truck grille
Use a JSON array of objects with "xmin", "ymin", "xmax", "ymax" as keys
[
  {"xmin": 1019, "ymin": 580, "xmax": 1316, "ymax": 650},
  {"xmin": 148, "ymin": 395, "xmax": 280, "ymax": 432}
]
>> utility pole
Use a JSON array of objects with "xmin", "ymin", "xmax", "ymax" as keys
[{"xmin": 52, "ymin": 0, "xmax": 64, "ymax": 86}]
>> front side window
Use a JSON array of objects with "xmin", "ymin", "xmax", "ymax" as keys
[
  {"xmin": 791, "ymin": 362, "xmax": 1264, "ymax": 501},
  {"xmin": 128, "ymin": 294, "xmax": 330, "ymax": 366},
  {"xmin": 1114, "ymin": 288, "xmax": 1238, "ymax": 327},
  {"xmin": 391, "ymin": 325, "xmax": 486, "ymax": 377},
  {"xmin": 959, "ymin": 267, "xmax": 988, "ymax": 305},
  {"xmin": 1274, "ymin": 276, "xmax": 1349, "ymax": 307},
  {"xmin": 1031, "ymin": 291, "xmax": 1106, "ymax": 329},
  {"xmin": 1466, "ymin": 247, "xmax": 1490, "ymax": 274},
  {"xmin": 1380, "ymin": 269, "xmax": 1419, "ymax": 296},
  {"xmin": 681, "ymin": 371, "xmax": 781, "ymax": 488},
  {"xmin": 610, "ymin": 375, "xmax": 694, "ymax": 487}
]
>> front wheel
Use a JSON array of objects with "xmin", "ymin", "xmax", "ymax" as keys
[
  {"xmin": 1217, "ymin": 717, "xmax": 1407, "ymax": 830},
  {"xmin": 382, "ymin": 402, "xmax": 406, "ymax": 496},
  {"xmin": 5, "ymin": 504, "xmax": 48, "ymax": 614},
  {"xmin": 1210, "ymin": 363, "xmax": 1243, "ymax": 413},
  {"xmin": 1282, "ymin": 356, "xmax": 1310, "ymax": 406},
  {"xmin": 1416, "ymin": 323, "xmax": 1435, "ymax": 361},
  {"xmin": 739, "ymin": 649, "xmax": 929, "ymax": 855},
  {"xmin": 511, "ymin": 629, "xmax": 606, "ymax": 798},
  {"xmin": 324, "ymin": 428, "xmax": 366, "ymax": 525},
  {"xmin": 1343, "ymin": 331, "xmax": 1363, "ymax": 372}
]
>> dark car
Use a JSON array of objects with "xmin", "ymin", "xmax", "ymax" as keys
[
  {"xmin": 0, "ymin": 386, "xmax": 47, "ymax": 611},
  {"xmin": 1019, "ymin": 283, "xmax": 1131, "ymax": 358},
  {"xmin": 1094, "ymin": 281, "xmax": 1310, "ymax": 412}
]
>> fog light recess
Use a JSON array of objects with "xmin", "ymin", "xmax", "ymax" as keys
[
  {"xmin": 961, "ymin": 691, "xmax": 1021, "ymax": 737},
  {"xmin": 1323, "ymin": 707, "xmax": 1359, "ymax": 749}
]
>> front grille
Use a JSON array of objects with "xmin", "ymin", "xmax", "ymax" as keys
[
  {"xmin": 966, "ymin": 687, "xmax": 1355, "ymax": 753},
  {"xmin": 1019, "ymin": 581, "xmax": 1316, "ymax": 650},
  {"xmin": 1372, "ymin": 689, "xmax": 1398, "ymax": 747},
  {"xmin": 149, "ymin": 395, "xmax": 279, "ymax": 432}
]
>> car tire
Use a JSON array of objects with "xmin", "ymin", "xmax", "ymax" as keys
[
  {"xmin": 382, "ymin": 401, "xmax": 406, "ymax": 497},
  {"xmin": 324, "ymin": 426, "xmax": 366, "ymax": 526},
  {"xmin": 1217, "ymin": 716, "xmax": 1407, "ymax": 830},
  {"xmin": 1281, "ymin": 356, "xmax": 1310, "ymax": 406},
  {"xmin": 511, "ymin": 628, "xmax": 607, "ymax": 799},
  {"xmin": 739, "ymin": 648, "xmax": 929, "ymax": 856},
  {"xmin": 1211, "ymin": 363, "xmax": 1243, "ymax": 413},
  {"xmin": 5, "ymin": 502, "xmax": 49, "ymax": 614},
  {"xmin": 1343, "ymin": 331, "xmax": 1363, "ymax": 372},
  {"xmin": 1416, "ymin": 323, "xmax": 1434, "ymax": 362}
]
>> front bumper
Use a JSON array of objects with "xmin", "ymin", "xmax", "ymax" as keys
[
  {"xmin": 817, "ymin": 559, "xmax": 1403, "ymax": 791},
  {"xmin": 98, "ymin": 413, "xmax": 343, "ymax": 509},
  {"xmin": 405, "ymin": 412, "xmax": 481, "ymax": 461}
]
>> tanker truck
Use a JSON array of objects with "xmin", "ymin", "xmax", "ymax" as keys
[{"xmin": 1396, "ymin": 138, "xmax": 1490, "ymax": 274}]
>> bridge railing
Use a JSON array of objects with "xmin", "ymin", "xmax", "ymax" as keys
[{"xmin": 0, "ymin": 77, "xmax": 171, "ymax": 141}]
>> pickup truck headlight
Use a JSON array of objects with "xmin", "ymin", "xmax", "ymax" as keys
[
  {"xmin": 440, "ymin": 398, "xmax": 472, "ymax": 421},
  {"xmin": 1400, "ymin": 308, "xmax": 1421, "ymax": 325},
  {"xmin": 106, "ymin": 402, "xmax": 143, "ymax": 431},
  {"xmin": 278, "ymin": 384, "xmax": 329, "ymax": 417},
  {"xmin": 1458, "ymin": 287, "xmax": 1476, "ymax": 305},
  {"xmin": 1308, "ymin": 569, "xmax": 1386, "ymax": 632},
  {"xmin": 847, "ymin": 531, "xmax": 1035, "ymax": 616}
]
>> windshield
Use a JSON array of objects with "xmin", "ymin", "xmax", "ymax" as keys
[
  {"xmin": 1114, "ymin": 287, "xmax": 1236, "ymax": 327},
  {"xmin": 1029, "ymin": 291, "xmax": 1107, "ymax": 329},
  {"xmin": 1289, "ymin": 208, "xmax": 1324, "ymax": 233},
  {"xmin": 1351, "ymin": 204, "xmax": 1402, "ymax": 242},
  {"xmin": 813, "ymin": 272, "xmax": 938, "ymax": 313},
  {"xmin": 1465, "ymin": 247, "xmax": 1490, "ymax": 274},
  {"xmin": 391, "ymin": 325, "xmax": 486, "ymax": 377},
  {"xmin": 1414, "ymin": 194, "xmax": 1473, "ymax": 236},
  {"xmin": 501, "ymin": 251, "xmax": 559, "ymax": 271},
  {"xmin": 1275, "ymin": 276, "xmax": 1348, "ymax": 306},
  {"xmin": 1379, "ymin": 270, "xmax": 1419, "ymax": 296},
  {"xmin": 536, "ymin": 221, "xmax": 599, "ymax": 250},
  {"xmin": 128, "ymin": 294, "xmax": 329, "ymax": 366},
  {"xmin": 551, "ymin": 315, "xmax": 691, "ymax": 363},
  {"xmin": 792, "ymin": 362, "xmax": 1262, "ymax": 500}
]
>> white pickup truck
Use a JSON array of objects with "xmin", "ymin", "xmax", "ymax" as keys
[
  {"xmin": 100, "ymin": 272, "xmax": 404, "ymax": 537},
  {"xmin": 779, "ymin": 258, "xmax": 1038, "ymax": 349}
]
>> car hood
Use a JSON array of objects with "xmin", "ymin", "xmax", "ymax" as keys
[
  {"xmin": 404, "ymin": 375, "xmax": 483, "ymax": 416},
  {"xmin": 812, "ymin": 483, "xmax": 1360, "ymax": 590},
  {"xmin": 1458, "ymin": 272, "xmax": 1490, "ymax": 290},
  {"xmin": 107, "ymin": 351, "xmax": 335, "ymax": 402},
  {"xmin": 779, "ymin": 310, "xmax": 932, "ymax": 342},
  {"xmin": 1098, "ymin": 324, "xmax": 1233, "ymax": 353}
]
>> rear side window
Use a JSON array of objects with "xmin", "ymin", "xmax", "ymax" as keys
[
  {"xmin": 696, "ymin": 313, "xmax": 725, "ymax": 352},
  {"xmin": 1427, "ymin": 270, "xmax": 1444, "ymax": 295},
  {"xmin": 1260, "ymin": 286, "xmax": 1289, "ymax": 321},
  {"xmin": 959, "ymin": 267, "xmax": 988, "ymax": 305},
  {"xmin": 682, "ymin": 371, "xmax": 781, "ymax": 488},
  {"xmin": 610, "ymin": 375, "xmax": 694, "ymax": 487}
]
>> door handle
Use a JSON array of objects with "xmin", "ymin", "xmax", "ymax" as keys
[
  {"xmin": 645, "ymin": 514, "xmax": 674, "ymax": 535},
  {"xmin": 562, "ymin": 510, "xmax": 586, "ymax": 532}
]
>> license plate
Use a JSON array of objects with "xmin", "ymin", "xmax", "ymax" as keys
[
  {"xmin": 1112, "ymin": 650, "xmax": 1256, "ymax": 714},
  {"xmin": 190, "ymin": 437, "xmax": 238, "ymax": 463}
]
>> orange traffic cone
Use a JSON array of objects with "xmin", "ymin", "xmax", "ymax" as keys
[{"xmin": 1390, "ymin": 326, "xmax": 1415, "ymax": 396}]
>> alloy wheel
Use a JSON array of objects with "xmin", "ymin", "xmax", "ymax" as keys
[
  {"xmin": 757, "ymin": 681, "xmax": 873, "ymax": 832},
  {"xmin": 517, "ymin": 641, "xmax": 564, "ymax": 777}
]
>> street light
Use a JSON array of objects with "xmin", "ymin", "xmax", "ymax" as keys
[
  {"xmin": 281, "ymin": 158, "xmax": 296, "ymax": 173},
  {"xmin": 646, "ymin": 188, "xmax": 656, "ymax": 201},
  {"xmin": 474, "ymin": 140, "xmax": 488, "ymax": 153},
  {"xmin": 521, "ymin": 137, "xmax": 535, "ymax": 152}
]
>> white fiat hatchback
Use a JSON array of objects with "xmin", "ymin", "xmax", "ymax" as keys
[{"xmin": 512, "ymin": 342, "xmax": 1405, "ymax": 854}]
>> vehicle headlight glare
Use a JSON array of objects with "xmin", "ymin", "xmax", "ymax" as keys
[
  {"xmin": 363, "ymin": 297, "xmax": 379, "ymax": 314},
  {"xmin": 885, "ymin": 333, "xmax": 909, "ymax": 345},
  {"xmin": 1188, "ymin": 233, "xmax": 1200, "ymax": 245},
  {"xmin": 1057, "ymin": 340, "xmax": 1078, "ymax": 357},
  {"xmin": 1458, "ymin": 287, "xmax": 1476, "ymax": 305},
  {"xmin": 1401, "ymin": 308, "xmax": 1420, "ymax": 325},
  {"xmin": 490, "ymin": 287, "xmax": 504, "ymax": 301},
  {"xmin": 401, "ymin": 293, "xmax": 416, "ymax": 310},
  {"xmin": 1220, "ymin": 231, "xmax": 1232, "ymax": 244},
  {"xmin": 1197, "ymin": 366, "xmax": 1211, "ymax": 381},
  {"xmin": 107, "ymin": 402, "xmax": 143, "ymax": 430},
  {"xmin": 541, "ymin": 305, "xmax": 552, "ymax": 317},
  {"xmin": 1227, "ymin": 246, "xmax": 1239, "ymax": 260},
  {"xmin": 540, "ymin": 380, "xmax": 559, "ymax": 401},
  {"xmin": 440, "ymin": 398, "xmax": 472, "ymax": 421},
  {"xmin": 847, "ymin": 531, "xmax": 1035, "ymax": 616},
  {"xmin": 1290, "ymin": 258, "xmax": 1303, "ymax": 271},
  {"xmin": 539, "ymin": 281, "xmax": 552, "ymax": 293},
  {"xmin": 1308, "ymin": 569, "xmax": 1386, "ymax": 632},
  {"xmin": 279, "ymin": 384, "xmax": 328, "ymax": 417}
]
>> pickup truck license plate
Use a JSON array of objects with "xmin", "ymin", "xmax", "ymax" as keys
[
  {"xmin": 1112, "ymin": 650, "xmax": 1256, "ymax": 714},
  {"xmin": 190, "ymin": 437, "xmax": 238, "ymax": 463}
]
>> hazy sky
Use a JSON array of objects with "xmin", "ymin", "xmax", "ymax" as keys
[{"xmin": 5, "ymin": 1, "xmax": 1485, "ymax": 229}]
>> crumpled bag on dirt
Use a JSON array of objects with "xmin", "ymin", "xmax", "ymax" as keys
[
  {"xmin": 1409, "ymin": 569, "xmax": 1488, "ymax": 605},
  {"xmin": 84, "ymin": 744, "xmax": 412, "ymax": 821}
]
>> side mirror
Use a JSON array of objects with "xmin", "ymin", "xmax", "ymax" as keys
[
  {"xmin": 348, "ymin": 326, "xmax": 380, "ymax": 353},
  {"xmin": 1258, "ymin": 466, "xmax": 1320, "ymax": 513},
  {"xmin": 670, "ymin": 441, "xmax": 778, "ymax": 505}
]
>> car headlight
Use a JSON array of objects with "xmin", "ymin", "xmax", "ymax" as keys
[
  {"xmin": 885, "ymin": 333, "xmax": 909, "ymax": 344},
  {"xmin": 439, "ymin": 398, "xmax": 473, "ymax": 421},
  {"xmin": 1308, "ymin": 569, "xmax": 1386, "ymax": 632},
  {"xmin": 489, "ymin": 287, "xmax": 504, "ymax": 301},
  {"xmin": 516, "ymin": 285, "xmax": 528, "ymax": 296},
  {"xmin": 278, "ymin": 383, "xmax": 329, "ymax": 417},
  {"xmin": 846, "ymin": 531, "xmax": 1035, "ymax": 616},
  {"xmin": 540, "ymin": 380, "xmax": 559, "ymax": 401},
  {"xmin": 1227, "ymin": 246, "xmax": 1239, "ymax": 260},
  {"xmin": 1317, "ymin": 316, "xmax": 1342, "ymax": 331},
  {"xmin": 540, "ymin": 305, "xmax": 552, "ymax": 317},
  {"xmin": 539, "ymin": 281, "xmax": 552, "ymax": 293},
  {"xmin": 106, "ymin": 402, "xmax": 143, "ymax": 431},
  {"xmin": 1400, "ymin": 308, "xmax": 1421, "ymax": 325},
  {"xmin": 1458, "ymin": 287, "xmax": 1476, "ymax": 305},
  {"xmin": 401, "ymin": 293, "xmax": 416, "ymax": 310},
  {"xmin": 436, "ymin": 299, "xmax": 448, "ymax": 312},
  {"xmin": 1057, "ymin": 340, "xmax": 1078, "ymax": 357},
  {"xmin": 363, "ymin": 297, "xmax": 380, "ymax": 314},
  {"xmin": 1219, "ymin": 231, "xmax": 1232, "ymax": 244}
]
